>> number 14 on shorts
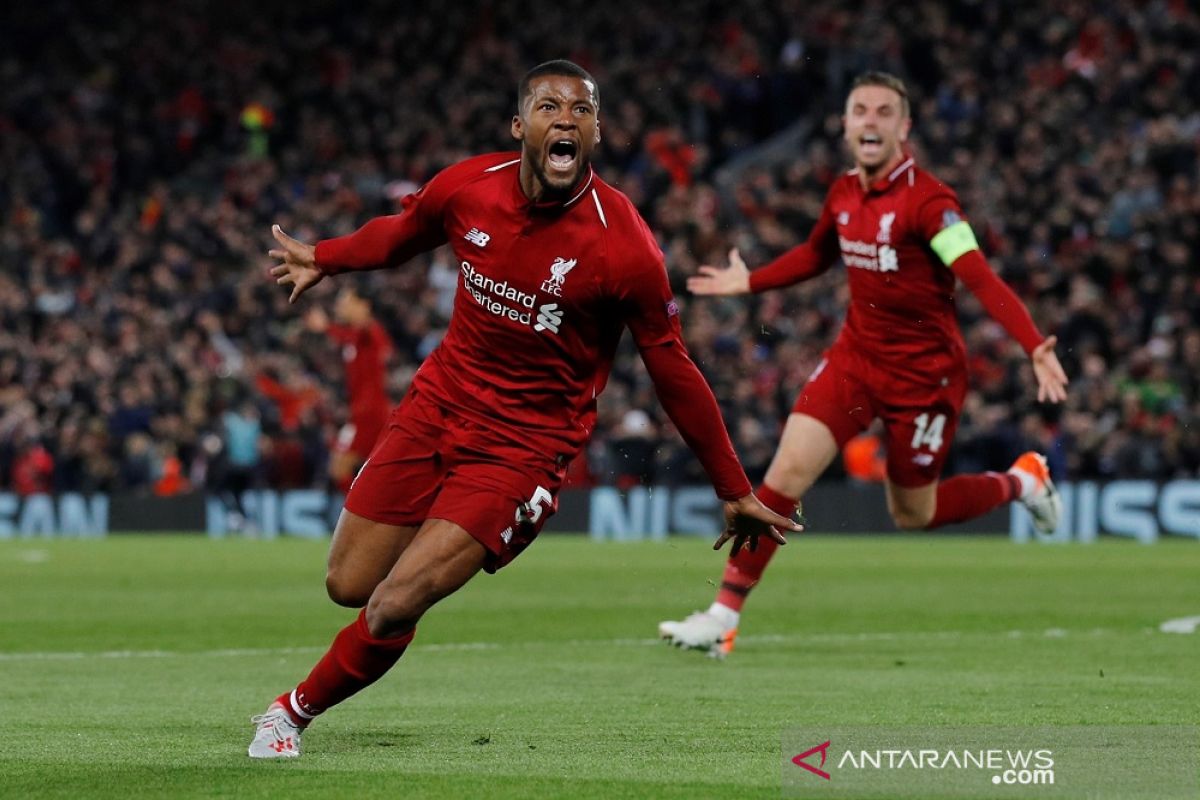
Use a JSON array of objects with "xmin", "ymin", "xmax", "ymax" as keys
[{"xmin": 910, "ymin": 413, "xmax": 946, "ymax": 452}]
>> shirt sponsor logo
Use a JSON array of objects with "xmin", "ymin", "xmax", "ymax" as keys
[
  {"xmin": 665, "ymin": 300, "xmax": 679, "ymax": 317},
  {"xmin": 540, "ymin": 256, "xmax": 577, "ymax": 296},
  {"xmin": 464, "ymin": 227, "xmax": 491, "ymax": 247},
  {"xmin": 838, "ymin": 237, "xmax": 899, "ymax": 273},
  {"xmin": 461, "ymin": 260, "xmax": 536, "ymax": 325},
  {"xmin": 534, "ymin": 303, "xmax": 563, "ymax": 334}
]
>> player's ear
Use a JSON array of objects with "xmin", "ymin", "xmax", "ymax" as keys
[
  {"xmin": 593, "ymin": 119, "xmax": 601, "ymax": 145},
  {"xmin": 511, "ymin": 114, "xmax": 524, "ymax": 142},
  {"xmin": 900, "ymin": 116, "xmax": 912, "ymax": 143}
]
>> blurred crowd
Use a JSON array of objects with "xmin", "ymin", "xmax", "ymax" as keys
[{"xmin": 2, "ymin": 0, "xmax": 1198, "ymax": 498}]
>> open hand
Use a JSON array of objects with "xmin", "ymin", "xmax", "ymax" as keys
[
  {"xmin": 268, "ymin": 225, "xmax": 323, "ymax": 303},
  {"xmin": 687, "ymin": 248, "xmax": 752, "ymax": 296},
  {"xmin": 713, "ymin": 493, "xmax": 803, "ymax": 555},
  {"xmin": 1031, "ymin": 335, "xmax": 1069, "ymax": 404}
]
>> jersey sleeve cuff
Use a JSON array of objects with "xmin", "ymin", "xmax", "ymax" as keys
[
  {"xmin": 312, "ymin": 240, "xmax": 336, "ymax": 275},
  {"xmin": 717, "ymin": 477, "xmax": 753, "ymax": 502}
]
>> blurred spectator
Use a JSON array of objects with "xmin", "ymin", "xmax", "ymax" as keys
[
  {"xmin": 0, "ymin": 0, "xmax": 1197, "ymax": 495},
  {"xmin": 843, "ymin": 432, "xmax": 886, "ymax": 483},
  {"xmin": 12, "ymin": 436, "xmax": 55, "ymax": 496},
  {"xmin": 610, "ymin": 409, "xmax": 659, "ymax": 489},
  {"xmin": 215, "ymin": 401, "xmax": 261, "ymax": 530}
]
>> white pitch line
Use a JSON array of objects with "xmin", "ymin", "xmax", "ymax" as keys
[
  {"xmin": 1159, "ymin": 616, "xmax": 1200, "ymax": 634},
  {"xmin": 0, "ymin": 627, "xmax": 1136, "ymax": 663}
]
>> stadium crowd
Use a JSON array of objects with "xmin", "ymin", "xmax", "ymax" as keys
[{"xmin": 2, "ymin": 0, "xmax": 1198, "ymax": 498}]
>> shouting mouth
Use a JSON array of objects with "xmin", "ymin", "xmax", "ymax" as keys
[
  {"xmin": 547, "ymin": 138, "xmax": 579, "ymax": 174},
  {"xmin": 859, "ymin": 132, "xmax": 884, "ymax": 158}
]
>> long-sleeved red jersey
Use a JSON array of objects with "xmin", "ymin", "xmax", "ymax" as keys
[
  {"xmin": 748, "ymin": 157, "xmax": 1043, "ymax": 384},
  {"xmin": 315, "ymin": 152, "xmax": 751, "ymax": 500}
]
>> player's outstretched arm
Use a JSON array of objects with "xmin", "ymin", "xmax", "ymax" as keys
[
  {"xmin": 949, "ymin": 248, "xmax": 1069, "ymax": 404},
  {"xmin": 638, "ymin": 341, "xmax": 802, "ymax": 553},
  {"xmin": 269, "ymin": 225, "xmax": 324, "ymax": 304},
  {"xmin": 1031, "ymin": 335, "xmax": 1069, "ymax": 404},
  {"xmin": 714, "ymin": 494, "xmax": 800, "ymax": 556},
  {"xmin": 687, "ymin": 248, "xmax": 751, "ymax": 296}
]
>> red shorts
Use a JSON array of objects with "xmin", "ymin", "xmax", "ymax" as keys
[
  {"xmin": 791, "ymin": 345, "xmax": 968, "ymax": 488},
  {"xmin": 343, "ymin": 390, "xmax": 567, "ymax": 572}
]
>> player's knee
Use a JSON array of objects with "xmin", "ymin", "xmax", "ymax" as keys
[
  {"xmin": 325, "ymin": 570, "xmax": 372, "ymax": 608},
  {"xmin": 771, "ymin": 452, "xmax": 818, "ymax": 492},
  {"xmin": 891, "ymin": 507, "xmax": 933, "ymax": 530}
]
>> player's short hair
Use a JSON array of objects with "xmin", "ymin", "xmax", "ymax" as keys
[
  {"xmin": 850, "ymin": 71, "xmax": 910, "ymax": 117},
  {"xmin": 339, "ymin": 285, "xmax": 372, "ymax": 309},
  {"xmin": 517, "ymin": 60, "xmax": 599, "ymax": 113}
]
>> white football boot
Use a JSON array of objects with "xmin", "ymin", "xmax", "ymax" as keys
[
  {"xmin": 248, "ymin": 701, "xmax": 304, "ymax": 759},
  {"xmin": 1008, "ymin": 451, "xmax": 1062, "ymax": 535},
  {"xmin": 658, "ymin": 610, "xmax": 738, "ymax": 659}
]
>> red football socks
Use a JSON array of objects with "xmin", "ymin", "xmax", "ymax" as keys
[
  {"xmin": 927, "ymin": 472, "xmax": 1021, "ymax": 529},
  {"xmin": 286, "ymin": 609, "xmax": 415, "ymax": 723},
  {"xmin": 714, "ymin": 483, "xmax": 797, "ymax": 612}
]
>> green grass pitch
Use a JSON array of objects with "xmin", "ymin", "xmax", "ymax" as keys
[{"xmin": 1, "ymin": 534, "xmax": 1197, "ymax": 798}]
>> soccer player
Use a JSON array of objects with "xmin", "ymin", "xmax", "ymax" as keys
[
  {"xmin": 658, "ymin": 72, "xmax": 1070, "ymax": 658},
  {"xmin": 248, "ymin": 60, "xmax": 801, "ymax": 758},
  {"xmin": 305, "ymin": 287, "xmax": 393, "ymax": 493}
]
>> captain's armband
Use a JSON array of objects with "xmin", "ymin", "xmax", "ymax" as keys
[{"xmin": 930, "ymin": 221, "xmax": 979, "ymax": 267}]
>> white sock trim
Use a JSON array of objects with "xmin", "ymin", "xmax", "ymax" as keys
[
  {"xmin": 707, "ymin": 602, "xmax": 740, "ymax": 630},
  {"xmin": 1005, "ymin": 467, "xmax": 1035, "ymax": 500},
  {"xmin": 289, "ymin": 689, "xmax": 316, "ymax": 721}
]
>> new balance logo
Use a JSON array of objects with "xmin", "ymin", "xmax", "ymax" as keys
[
  {"xmin": 464, "ymin": 228, "xmax": 491, "ymax": 247},
  {"xmin": 534, "ymin": 303, "xmax": 563, "ymax": 334}
]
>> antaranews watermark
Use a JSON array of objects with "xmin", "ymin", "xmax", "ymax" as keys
[{"xmin": 782, "ymin": 726, "xmax": 1197, "ymax": 798}]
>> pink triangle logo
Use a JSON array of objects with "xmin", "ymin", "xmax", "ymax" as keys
[{"xmin": 792, "ymin": 740, "xmax": 832, "ymax": 780}]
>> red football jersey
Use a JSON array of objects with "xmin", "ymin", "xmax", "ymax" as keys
[
  {"xmin": 751, "ymin": 157, "xmax": 972, "ymax": 379},
  {"xmin": 315, "ymin": 152, "xmax": 724, "ymax": 475},
  {"xmin": 327, "ymin": 320, "xmax": 391, "ymax": 425}
]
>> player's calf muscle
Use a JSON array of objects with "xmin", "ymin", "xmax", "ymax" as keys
[
  {"xmin": 365, "ymin": 571, "xmax": 458, "ymax": 637},
  {"xmin": 888, "ymin": 491, "xmax": 931, "ymax": 527},
  {"xmin": 364, "ymin": 522, "xmax": 487, "ymax": 637}
]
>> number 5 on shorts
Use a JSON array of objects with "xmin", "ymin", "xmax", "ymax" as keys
[
  {"xmin": 910, "ymin": 413, "xmax": 946, "ymax": 452},
  {"xmin": 517, "ymin": 486, "xmax": 555, "ymax": 524}
]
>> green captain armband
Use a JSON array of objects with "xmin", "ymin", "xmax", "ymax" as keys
[{"xmin": 930, "ymin": 220, "xmax": 979, "ymax": 266}]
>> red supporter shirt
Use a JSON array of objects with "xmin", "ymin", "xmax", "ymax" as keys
[
  {"xmin": 315, "ymin": 153, "xmax": 750, "ymax": 499},
  {"xmin": 749, "ymin": 157, "xmax": 1042, "ymax": 381},
  {"xmin": 254, "ymin": 373, "xmax": 321, "ymax": 432},
  {"xmin": 327, "ymin": 320, "xmax": 391, "ymax": 426}
]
